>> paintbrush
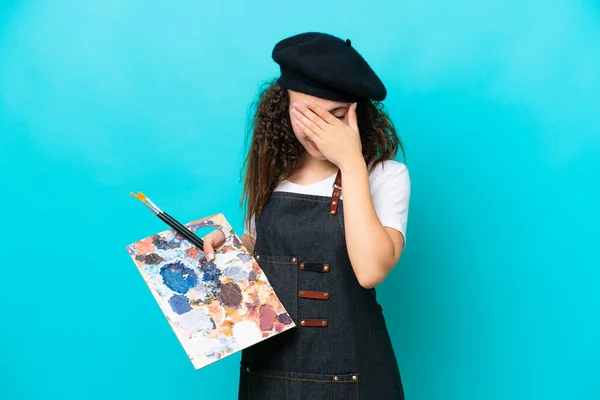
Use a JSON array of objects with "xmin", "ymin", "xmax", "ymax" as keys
[{"xmin": 130, "ymin": 192, "xmax": 204, "ymax": 251}]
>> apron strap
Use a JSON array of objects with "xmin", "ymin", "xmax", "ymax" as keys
[{"xmin": 329, "ymin": 169, "xmax": 342, "ymax": 215}]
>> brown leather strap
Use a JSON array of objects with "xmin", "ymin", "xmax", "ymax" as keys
[
  {"xmin": 300, "ymin": 319, "xmax": 328, "ymax": 327},
  {"xmin": 298, "ymin": 290, "xmax": 330, "ymax": 300},
  {"xmin": 329, "ymin": 169, "xmax": 342, "ymax": 215}
]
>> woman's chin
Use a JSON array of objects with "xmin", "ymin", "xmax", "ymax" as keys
[
  {"xmin": 303, "ymin": 146, "xmax": 324, "ymax": 159},
  {"xmin": 303, "ymin": 141, "xmax": 320, "ymax": 156},
  {"xmin": 298, "ymin": 138, "xmax": 327, "ymax": 160},
  {"xmin": 309, "ymin": 153, "xmax": 328, "ymax": 161}
]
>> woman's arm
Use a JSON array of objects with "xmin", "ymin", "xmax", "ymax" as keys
[
  {"xmin": 240, "ymin": 234, "xmax": 256, "ymax": 254},
  {"xmin": 288, "ymin": 100, "xmax": 408, "ymax": 288},
  {"xmin": 339, "ymin": 156, "xmax": 405, "ymax": 289}
]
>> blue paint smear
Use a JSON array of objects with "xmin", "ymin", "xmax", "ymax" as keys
[
  {"xmin": 201, "ymin": 261, "xmax": 221, "ymax": 282},
  {"xmin": 248, "ymin": 270, "xmax": 258, "ymax": 281},
  {"xmin": 160, "ymin": 261, "xmax": 198, "ymax": 294},
  {"xmin": 237, "ymin": 253, "xmax": 251, "ymax": 263},
  {"xmin": 168, "ymin": 294, "xmax": 191, "ymax": 314}
]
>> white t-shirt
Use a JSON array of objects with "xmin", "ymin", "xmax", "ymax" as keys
[{"xmin": 244, "ymin": 159, "xmax": 411, "ymax": 249}]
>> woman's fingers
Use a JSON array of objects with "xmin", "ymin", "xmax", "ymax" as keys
[
  {"xmin": 348, "ymin": 102, "xmax": 358, "ymax": 132},
  {"xmin": 292, "ymin": 109, "xmax": 323, "ymax": 136},
  {"xmin": 293, "ymin": 115, "xmax": 322, "ymax": 144},
  {"xmin": 301, "ymin": 100, "xmax": 339, "ymax": 126},
  {"xmin": 293, "ymin": 102, "xmax": 330, "ymax": 129},
  {"xmin": 202, "ymin": 230, "xmax": 225, "ymax": 261},
  {"xmin": 203, "ymin": 237, "xmax": 215, "ymax": 260}
]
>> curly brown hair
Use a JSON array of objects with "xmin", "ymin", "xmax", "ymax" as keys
[{"xmin": 239, "ymin": 78, "xmax": 405, "ymax": 237}]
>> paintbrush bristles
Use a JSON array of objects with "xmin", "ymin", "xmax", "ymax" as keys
[
  {"xmin": 137, "ymin": 192, "xmax": 147, "ymax": 201},
  {"xmin": 131, "ymin": 191, "xmax": 160, "ymax": 214},
  {"xmin": 129, "ymin": 192, "xmax": 148, "ymax": 201}
]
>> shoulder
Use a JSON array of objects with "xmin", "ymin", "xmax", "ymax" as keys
[{"xmin": 368, "ymin": 159, "xmax": 410, "ymax": 192}]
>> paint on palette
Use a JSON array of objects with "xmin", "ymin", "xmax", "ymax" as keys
[
  {"xmin": 200, "ymin": 261, "xmax": 221, "ymax": 282},
  {"xmin": 259, "ymin": 305, "xmax": 276, "ymax": 331},
  {"xmin": 278, "ymin": 313, "xmax": 293, "ymax": 325},
  {"xmin": 219, "ymin": 282, "xmax": 243, "ymax": 307},
  {"xmin": 160, "ymin": 262, "xmax": 199, "ymax": 294},
  {"xmin": 126, "ymin": 212, "xmax": 296, "ymax": 369},
  {"xmin": 135, "ymin": 253, "xmax": 164, "ymax": 265},
  {"xmin": 169, "ymin": 294, "xmax": 192, "ymax": 314}
]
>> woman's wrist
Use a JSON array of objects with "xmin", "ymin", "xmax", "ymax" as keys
[{"xmin": 338, "ymin": 153, "xmax": 367, "ymax": 175}]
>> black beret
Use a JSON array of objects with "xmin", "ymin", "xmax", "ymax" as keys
[{"xmin": 272, "ymin": 32, "xmax": 387, "ymax": 102}]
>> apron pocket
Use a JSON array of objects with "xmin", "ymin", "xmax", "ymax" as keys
[
  {"xmin": 286, "ymin": 370, "xmax": 359, "ymax": 400},
  {"xmin": 240, "ymin": 364, "xmax": 287, "ymax": 399},
  {"xmin": 241, "ymin": 363, "xmax": 359, "ymax": 400}
]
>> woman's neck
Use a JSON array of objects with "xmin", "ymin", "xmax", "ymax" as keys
[{"xmin": 286, "ymin": 155, "xmax": 338, "ymax": 185}]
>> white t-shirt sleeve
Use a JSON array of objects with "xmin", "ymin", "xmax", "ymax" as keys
[
  {"xmin": 370, "ymin": 160, "xmax": 411, "ymax": 249},
  {"xmin": 244, "ymin": 214, "xmax": 257, "ymax": 239}
]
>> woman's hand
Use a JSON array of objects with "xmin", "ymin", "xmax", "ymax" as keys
[
  {"xmin": 291, "ymin": 100, "xmax": 362, "ymax": 169},
  {"xmin": 201, "ymin": 229, "xmax": 226, "ymax": 261}
]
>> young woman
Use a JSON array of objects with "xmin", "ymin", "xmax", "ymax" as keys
[{"xmin": 203, "ymin": 32, "xmax": 410, "ymax": 399}]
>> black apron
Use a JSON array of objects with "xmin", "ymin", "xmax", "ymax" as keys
[{"xmin": 238, "ymin": 170, "xmax": 405, "ymax": 399}]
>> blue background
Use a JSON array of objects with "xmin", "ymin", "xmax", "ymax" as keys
[{"xmin": 1, "ymin": 1, "xmax": 599, "ymax": 399}]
